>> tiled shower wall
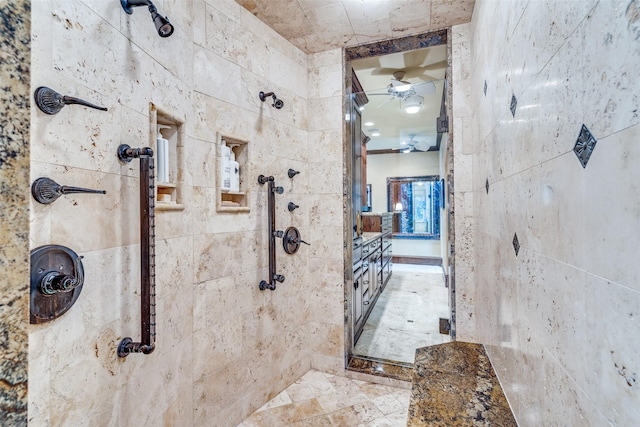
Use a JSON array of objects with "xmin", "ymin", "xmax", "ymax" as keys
[
  {"xmin": 465, "ymin": 0, "xmax": 640, "ymax": 425},
  {"xmin": 28, "ymin": 0, "xmax": 343, "ymax": 425}
]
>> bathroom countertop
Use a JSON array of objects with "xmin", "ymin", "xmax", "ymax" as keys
[
  {"xmin": 361, "ymin": 211, "xmax": 392, "ymax": 216},
  {"xmin": 408, "ymin": 342, "xmax": 517, "ymax": 427},
  {"xmin": 361, "ymin": 232, "xmax": 382, "ymax": 244}
]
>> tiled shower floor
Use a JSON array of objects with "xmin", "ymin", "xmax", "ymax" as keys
[
  {"xmin": 237, "ymin": 370, "xmax": 411, "ymax": 426},
  {"xmin": 354, "ymin": 264, "xmax": 450, "ymax": 363}
]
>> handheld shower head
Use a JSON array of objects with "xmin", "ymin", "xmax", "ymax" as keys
[{"xmin": 121, "ymin": 0, "xmax": 174, "ymax": 38}]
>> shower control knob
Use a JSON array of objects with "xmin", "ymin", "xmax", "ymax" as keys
[
  {"xmin": 274, "ymin": 274, "xmax": 285, "ymax": 283},
  {"xmin": 288, "ymin": 202, "xmax": 299, "ymax": 212},
  {"xmin": 273, "ymin": 186, "xmax": 284, "ymax": 194},
  {"xmin": 274, "ymin": 230, "xmax": 284, "ymax": 238},
  {"xmin": 282, "ymin": 227, "xmax": 308, "ymax": 254}
]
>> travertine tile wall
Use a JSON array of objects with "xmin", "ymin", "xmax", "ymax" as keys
[
  {"xmin": 464, "ymin": 0, "xmax": 640, "ymax": 425},
  {"xmin": 451, "ymin": 22, "xmax": 476, "ymax": 342},
  {"xmin": 28, "ymin": 1, "xmax": 343, "ymax": 425},
  {"xmin": 306, "ymin": 48, "xmax": 345, "ymax": 375}
]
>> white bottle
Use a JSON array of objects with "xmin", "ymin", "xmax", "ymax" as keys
[
  {"xmin": 220, "ymin": 143, "xmax": 231, "ymax": 192},
  {"xmin": 229, "ymin": 150, "xmax": 240, "ymax": 193},
  {"xmin": 157, "ymin": 125, "xmax": 171, "ymax": 183}
]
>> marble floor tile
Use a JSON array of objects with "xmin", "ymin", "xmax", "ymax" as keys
[
  {"xmin": 354, "ymin": 264, "xmax": 451, "ymax": 363},
  {"xmin": 237, "ymin": 370, "xmax": 411, "ymax": 427}
]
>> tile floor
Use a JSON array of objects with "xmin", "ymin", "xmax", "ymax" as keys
[
  {"xmin": 354, "ymin": 264, "xmax": 450, "ymax": 363},
  {"xmin": 237, "ymin": 370, "xmax": 411, "ymax": 426}
]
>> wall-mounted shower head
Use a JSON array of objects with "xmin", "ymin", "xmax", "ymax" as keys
[
  {"xmin": 34, "ymin": 86, "xmax": 108, "ymax": 115},
  {"xmin": 259, "ymin": 91, "xmax": 284, "ymax": 109},
  {"xmin": 121, "ymin": 0, "xmax": 174, "ymax": 38}
]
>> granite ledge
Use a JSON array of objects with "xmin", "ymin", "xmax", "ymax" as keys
[{"xmin": 408, "ymin": 341, "xmax": 517, "ymax": 427}]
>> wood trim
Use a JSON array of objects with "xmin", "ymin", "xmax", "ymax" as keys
[
  {"xmin": 393, "ymin": 256, "xmax": 442, "ymax": 266},
  {"xmin": 352, "ymin": 71, "xmax": 369, "ymax": 106}
]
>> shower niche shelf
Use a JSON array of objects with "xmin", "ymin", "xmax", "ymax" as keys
[
  {"xmin": 217, "ymin": 133, "xmax": 250, "ymax": 213},
  {"xmin": 150, "ymin": 103, "xmax": 184, "ymax": 211}
]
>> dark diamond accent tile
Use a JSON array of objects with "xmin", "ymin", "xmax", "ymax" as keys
[
  {"xmin": 513, "ymin": 233, "xmax": 520, "ymax": 256},
  {"xmin": 483, "ymin": 80, "xmax": 487, "ymax": 96},
  {"xmin": 573, "ymin": 124, "xmax": 598, "ymax": 168},
  {"xmin": 485, "ymin": 178, "xmax": 490, "ymax": 194},
  {"xmin": 510, "ymin": 93, "xmax": 517, "ymax": 117}
]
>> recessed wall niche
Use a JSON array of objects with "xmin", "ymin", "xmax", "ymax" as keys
[
  {"xmin": 149, "ymin": 103, "xmax": 185, "ymax": 211},
  {"xmin": 217, "ymin": 132, "xmax": 250, "ymax": 213}
]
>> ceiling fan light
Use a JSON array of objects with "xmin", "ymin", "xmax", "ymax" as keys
[
  {"xmin": 389, "ymin": 79, "xmax": 412, "ymax": 93},
  {"xmin": 396, "ymin": 82, "xmax": 412, "ymax": 92},
  {"xmin": 403, "ymin": 94, "xmax": 423, "ymax": 114}
]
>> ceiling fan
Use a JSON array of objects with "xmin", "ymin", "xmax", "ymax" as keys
[
  {"xmin": 373, "ymin": 48, "xmax": 447, "ymax": 82},
  {"xmin": 398, "ymin": 134, "xmax": 434, "ymax": 153},
  {"xmin": 386, "ymin": 71, "xmax": 436, "ymax": 99},
  {"xmin": 377, "ymin": 70, "xmax": 437, "ymax": 113}
]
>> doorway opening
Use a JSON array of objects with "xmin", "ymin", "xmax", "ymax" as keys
[{"xmin": 343, "ymin": 29, "xmax": 456, "ymax": 379}]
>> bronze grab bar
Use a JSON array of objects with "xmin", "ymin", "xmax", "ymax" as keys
[
  {"xmin": 258, "ymin": 174, "xmax": 285, "ymax": 290},
  {"xmin": 117, "ymin": 144, "xmax": 156, "ymax": 357}
]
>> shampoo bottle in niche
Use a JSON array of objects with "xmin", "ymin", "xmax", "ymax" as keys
[
  {"xmin": 229, "ymin": 150, "xmax": 240, "ymax": 193},
  {"xmin": 156, "ymin": 125, "xmax": 171, "ymax": 184},
  {"xmin": 220, "ymin": 142, "xmax": 231, "ymax": 192}
]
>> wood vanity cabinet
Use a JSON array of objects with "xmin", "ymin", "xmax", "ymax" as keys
[{"xmin": 354, "ymin": 213, "xmax": 393, "ymax": 343}]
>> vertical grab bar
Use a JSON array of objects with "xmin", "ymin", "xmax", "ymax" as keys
[
  {"xmin": 258, "ymin": 175, "xmax": 285, "ymax": 290},
  {"xmin": 117, "ymin": 144, "xmax": 156, "ymax": 357}
]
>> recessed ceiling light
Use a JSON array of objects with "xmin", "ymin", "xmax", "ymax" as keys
[
  {"xmin": 364, "ymin": 121, "xmax": 374, "ymax": 126},
  {"xmin": 369, "ymin": 128, "xmax": 380, "ymax": 137},
  {"xmin": 358, "ymin": 106, "xmax": 365, "ymax": 111}
]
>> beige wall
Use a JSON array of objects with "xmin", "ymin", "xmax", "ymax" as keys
[
  {"xmin": 28, "ymin": 1, "xmax": 343, "ymax": 425},
  {"xmin": 464, "ymin": 0, "xmax": 640, "ymax": 425},
  {"xmin": 366, "ymin": 151, "xmax": 442, "ymax": 257}
]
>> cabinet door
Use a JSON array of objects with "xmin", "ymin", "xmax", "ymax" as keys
[
  {"xmin": 353, "ymin": 271, "xmax": 363, "ymax": 327},
  {"xmin": 369, "ymin": 258, "xmax": 377, "ymax": 295}
]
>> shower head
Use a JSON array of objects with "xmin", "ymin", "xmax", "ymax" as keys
[
  {"xmin": 121, "ymin": 0, "xmax": 174, "ymax": 38},
  {"xmin": 259, "ymin": 91, "xmax": 284, "ymax": 109},
  {"xmin": 150, "ymin": 8, "xmax": 174, "ymax": 37}
]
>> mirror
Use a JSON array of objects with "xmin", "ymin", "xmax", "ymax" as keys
[
  {"xmin": 345, "ymin": 31, "xmax": 452, "ymax": 371},
  {"xmin": 388, "ymin": 175, "xmax": 441, "ymax": 238}
]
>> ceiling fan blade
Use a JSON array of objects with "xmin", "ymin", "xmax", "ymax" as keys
[
  {"xmin": 413, "ymin": 81, "xmax": 437, "ymax": 95},
  {"xmin": 371, "ymin": 67, "xmax": 401, "ymax": 76},
  {"xmin": 424, "ymin": 60, "xmax": 448, "ymax": 70},
  {"xmin": 415, "ymin": 141, "xmax": 430, "ymax": 151},
  {"xmin": 401, "ymin": 66, "xmax": 429, "ymax": 79},
  {"xmin": 402, "ymin": 49, "xmax": 430, "ymax": 69},
  {"xmin": 376, "ymin": 97, "xmax": 395, "ymax": 108}
]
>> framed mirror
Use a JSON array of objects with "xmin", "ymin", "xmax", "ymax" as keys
[{"xmin": 388, "ymin": 175, "xmax": 441, "ymax": 239}]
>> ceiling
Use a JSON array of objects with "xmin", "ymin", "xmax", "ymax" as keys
[
  {"xmin": 352, "ymin": 44, "xmax": 447, "ymax": 152},
  {"xmin": 234, "ymin": 0, "xmax": 475, "ymax": 54}
]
